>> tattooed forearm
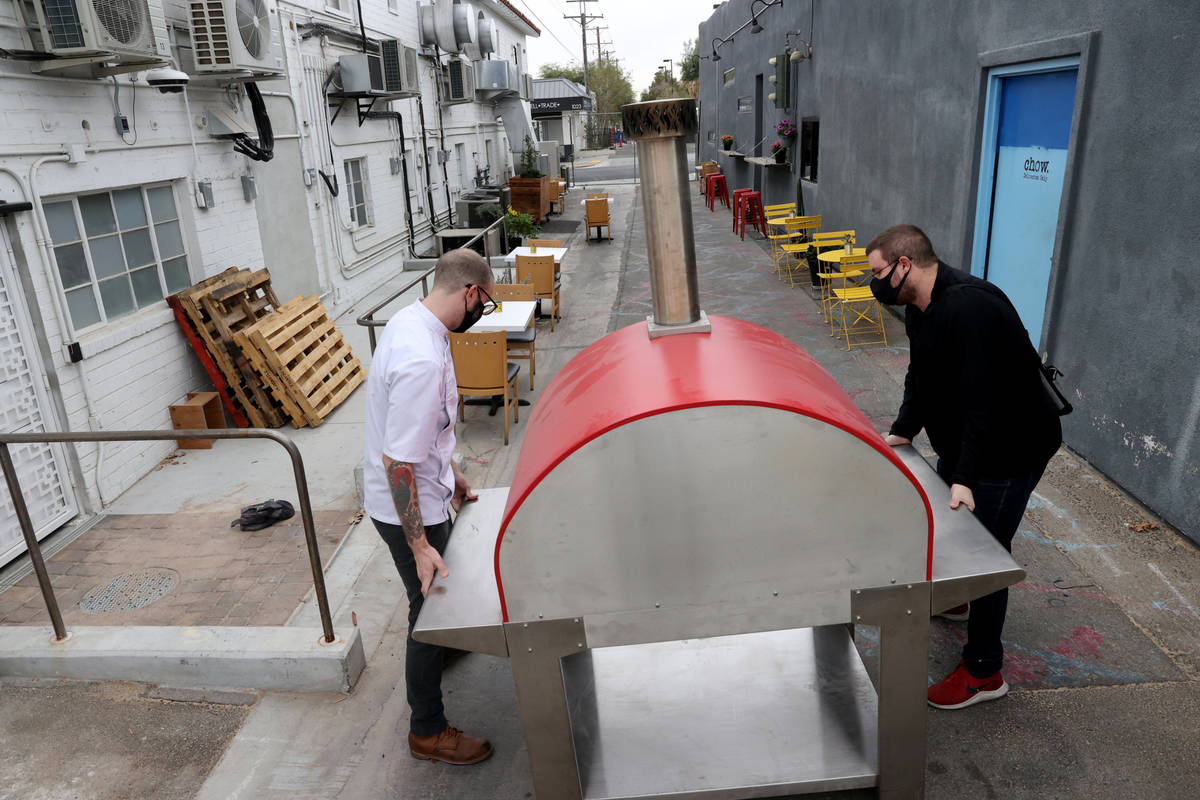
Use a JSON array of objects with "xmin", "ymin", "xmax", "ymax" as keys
[{"xmin": 384, "ymin": 456, "xmax": 425, "ymax": 547}]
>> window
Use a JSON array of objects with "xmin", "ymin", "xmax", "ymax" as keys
[
  {"xmin": 707, "ymin": 131, "xmax": 716, "ymax": 142},
  {"xmin": 344, "ymin": 158, "xmax": 370, "ymax": 227},
  {"xmin": 723, "ymin": 67, "xmax": 736, "ymax": 87},
  {"xmin": 43, "ymin": 184, "xmax": 191, "ymax": 330},
  {"xmin": 800, "ymin": 118, "xmax": 820, "ymax": 182},
  {"xmin": 737, "ymin": 96, "xmax": 752, "ymax": 113},
  {"xmin": 427, "ymin": 148, "xmax": 440, "ymax": 186},
  {"xmin": 455, "ymin": 142, "xmax": 468, "ymax": 189},
  {"xmin": 387, "ymin": 0, "xmax": 397, "ymax": 12}
]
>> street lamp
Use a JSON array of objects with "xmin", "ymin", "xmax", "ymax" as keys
[{"xmin": 662, "ymin": 58, "xmax": 673, "ymax": 79}]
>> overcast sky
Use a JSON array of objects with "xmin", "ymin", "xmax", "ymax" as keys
[{"xmin": 514, "ymin": 0, "xmax": 714, "ymax": 94}]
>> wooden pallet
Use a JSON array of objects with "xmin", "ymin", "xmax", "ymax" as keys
[
  {"xmin": 237, "ymin": 295, "xmax": 365, "ymax": 427},
  {"xmin": 165, "ymin": 294, "xmax": 250, "ymax": 428},
  {"xmin": 174, "ymin": 268, "xmax": 284, "ymax": 428}
]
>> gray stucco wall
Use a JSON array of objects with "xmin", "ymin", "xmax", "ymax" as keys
[{"xmin": 698, "ymin": 0, "xmax": 1200, "ymax": 542}]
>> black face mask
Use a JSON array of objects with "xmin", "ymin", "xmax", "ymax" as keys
[
  {"xmin": 453, "ymin": 293, "xmax": 484, "ymax": 333},
  {"xmin": 870, "ymin": 261, "xmax": 910, "ymax": 305}
]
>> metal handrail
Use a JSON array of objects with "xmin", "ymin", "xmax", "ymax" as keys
[
  {"xmin": 0, "ymin": 428, "xmax": 336, "ymax": 643},
  {"xmin": 356, "ymin": 216, "xmax": 507, "ymax": 353}
]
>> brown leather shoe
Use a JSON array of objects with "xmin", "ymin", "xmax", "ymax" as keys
[{"xmin": 408, "ymin": 725, "xmax": 493, "ymax": 765}]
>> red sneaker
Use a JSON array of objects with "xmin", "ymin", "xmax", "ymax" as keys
[
  {"xmin": 934, "ymin": 603, "xmax": 969, "ymax": 622},
  {"xmin": 927, "ymin": 661, "xmax": 1008, "ymax": 709}
]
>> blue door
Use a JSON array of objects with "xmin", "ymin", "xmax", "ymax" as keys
[{"xmin": 971, "ymin": 63, "xmax": 1078, "ymax": 348}]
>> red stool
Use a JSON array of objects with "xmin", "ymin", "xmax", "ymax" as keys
[
  {"xmin": 704, "ymin": 172, "xmax": 720, "ymax": 209},
  {"xmin": 738, "ymin": 192, "xmax": 767, "ymax": 240},
  {"xmin": 731, "ymin": 189, "xmax": 753, "ymax": 231},
  {"xmin": 707, "ymin": 174, "xmax": 730, "ymax": 210}
]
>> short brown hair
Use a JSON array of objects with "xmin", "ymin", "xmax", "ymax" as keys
[
  {"xmin": 866, "ymin": 224, "xmax": 937, "ymax": 266},
  {"xmin": 433, "ymin": 248, "xmax": 492, "ymax": 291}
]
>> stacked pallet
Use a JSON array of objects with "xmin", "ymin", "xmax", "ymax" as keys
[
  {"xmin": 169, "ymin": 269, "xmax": 364, "ymax": 428},
  {"xmin": 234, "ymin": 295, "xmax": 365, "ymax": 428}
]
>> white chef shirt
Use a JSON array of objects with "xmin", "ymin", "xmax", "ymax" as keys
[{"xmin": 363, "ymin": 300, "xmax": 458, "ymax": 526}]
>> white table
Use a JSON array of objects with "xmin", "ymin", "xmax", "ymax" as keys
[
  {"xmin": 468, "ymin": 301, "xmax": 535, "ymax": 334},
  {"xmin": 503, "ymin": 246, "xmax": 569, "ymax": 265}
]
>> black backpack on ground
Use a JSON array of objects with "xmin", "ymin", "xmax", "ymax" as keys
[{"xmin": 230, "ymin": 499, "xmax": 295, "ymax": 531}]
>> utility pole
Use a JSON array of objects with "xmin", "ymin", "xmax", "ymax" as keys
[
  {"xmin": 593, "ymin": 26, "xmax": 605, "ymax": 65},
  {"xmin": 565, "ymin": 0, "xmax": 603, "ymax": 97}
]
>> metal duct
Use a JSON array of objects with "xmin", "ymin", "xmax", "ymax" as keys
[{"xmin": 621, "ymin": 98, "xmax": 707, "ymax": 334}]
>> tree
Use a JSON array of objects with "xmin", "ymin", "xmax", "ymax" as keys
[
  {"xmin": 679, "ymin": 38, "xmax": 699, "ymax": 83},
  {"xmin": 639, "ymin": 68, "xmax": 688, "ymax": 102},
  {"xmin": 538, "ymin": 60, "xmax": 634, "ymax": 115}
]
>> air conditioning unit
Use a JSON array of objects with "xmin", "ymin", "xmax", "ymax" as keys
[
  {"xmin": 473, "ymin": 58, "xmax": 514, "ymax": 96},
  {"xmin": 30, "ymin": 0, "xmax": 158, "ymax": 60},
  {"xmin": 339, "ymin": 52, "xmax": 386, "ymax": 95},
  {"xmin": 381, "ymin": 40, "xmax": 420, "ymax": 97},
  {"xmin": 521, "ymin": 73, "xmax": 533, "ymax": 101},
  {"xmin": 188, "ymin": 0, "xmax": 283, "ymax": 75},
  {"xmin": 442, "ymin": 56, "xmax": 473, "ymax": 104}
]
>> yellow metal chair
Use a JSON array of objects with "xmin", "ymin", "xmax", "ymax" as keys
[
  {"xmin": 516, "ymin": 253, "xmax": 560, "ymax": 331},
  {"xmin": 492, "ymin": 283, "xmax": 537, "ymax": 390},
  {"xmin": 449, "ymin": 331, "xmax": 520, "ymax": 445},
  {"xmin": 818, "ymin": 254, "xmax": 869, "ymax": 329},
  {"xmin": 831, "ymin": 254, "xmax": 888, "ymax": 350},
  {"xmin": 585, "ymin": 197, "xmax": 612, "ymax": 241},
  {"xmin": 809, "ymin": 230, "xmax": 857, "ymax": 296},
  {"xmin": 776, "ymin": 216, "xmax": 822, "ymax": 284},
  {"xmin": 763, "ymin": 202, "xmax": 797, "ymax": 220}
]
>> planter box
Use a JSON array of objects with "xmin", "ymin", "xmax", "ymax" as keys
[{"xmin": 509, "ymin": 175, "xmax": 551, "ymax": 222}]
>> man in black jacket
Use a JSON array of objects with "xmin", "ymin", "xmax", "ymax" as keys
[{"xmin": 867, "ymin": 224, "xmax": 1061, "ymax": 710}]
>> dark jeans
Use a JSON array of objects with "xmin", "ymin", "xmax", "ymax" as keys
[
  {"xmin": 372, "ymin": 517, "xmax": 451, "ymax": 736},
  {"xmin": 937, "ymin": 461, "xmax": 1047, "ymax": 679}
]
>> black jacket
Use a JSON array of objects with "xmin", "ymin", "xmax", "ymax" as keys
[{"xmin": 890, "ymin": 263, "xmax": 1061, "ymax": 488}]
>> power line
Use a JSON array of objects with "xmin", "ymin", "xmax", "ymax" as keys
[{"xmin": 511, "ymin": 0, "xmax": 579, "ymax": 61}]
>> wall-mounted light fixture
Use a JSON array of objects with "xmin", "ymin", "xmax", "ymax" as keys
[
  {"xmin": 785, "ymin": 30, "xmax": 813, "ymax": 62},
  {"xmin": 749, "ymin": 0, "xmax": 782, "ymax": 34},
  {"xmin": 711, "ymin": 36, "xmax": 729, "ymax": 62}
]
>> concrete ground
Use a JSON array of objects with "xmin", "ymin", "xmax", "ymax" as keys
[{"xmin": 2, "ymin": 175, "xmax": 1199, "ymax": 799}]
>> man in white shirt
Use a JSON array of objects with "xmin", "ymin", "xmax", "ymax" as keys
[{"xmin": 363, "ymin": 248, "xmax": 497, "ymax": 765}]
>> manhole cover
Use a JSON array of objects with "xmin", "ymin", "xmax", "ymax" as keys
[{"xmin": 79, "ymin": 568, "xmax": 179, "ymax": 613}]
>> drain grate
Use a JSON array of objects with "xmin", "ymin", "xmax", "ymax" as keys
[{"xmin": 79, "ymin": 568, "xmax": 179, "ymax": 613}]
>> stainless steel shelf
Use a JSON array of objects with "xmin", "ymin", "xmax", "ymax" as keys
[
  {"xmin": 745, "ymin": 156, "xmax": 789, "ymax": 167},
  {"xmin": 563, "ymin": 626, "xmax": 879, "ymax": 800}
]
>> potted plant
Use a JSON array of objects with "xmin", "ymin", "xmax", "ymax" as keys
[
  {"xmin": 771, "ymin": 140, "xmax": 787, "ymax": 164},
  {"xmin": 721, "ymin": 134, "xmax": 734, "ymax": 151},
  {"xmin": 508, "ymin": 136, "xmax": 551, "ymax": 221},
  {"xmin": 504, "ymin": 205, "xmax": 540, "ymax": 248},
  {"xmin": 776, "ymin": 118, "xmax": 797, "ymax": 139}
]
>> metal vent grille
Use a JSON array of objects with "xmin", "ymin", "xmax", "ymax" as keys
[
  {"xmin": 190, "ymin": 0, "xmax": 231, "ymax": 67},
  {"xmin": 381, "ymin": 39, "xmax": 402, "ymax": 92},
  {"xmin": 92, "ymin": 0, "xmax": 145, "ymax": 45},
  {"xmin": 41, "ymin": 0, "xmax": 85, "ymax": 49},
  {"xmin": 404, "ymin": 47, "xmax": 418, "ymax": 92},
  {"xmin": 79, "ymin": 568, "xmax": 179, "ymax": 613},
  {"xmin": 235, "ymin": 0, "xmax": 268, "ymax": 59},
  {"xmin": 449, "ymin": 60, "xmax": 465, "ymax": 98}
]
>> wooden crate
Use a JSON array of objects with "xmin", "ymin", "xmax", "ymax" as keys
[
  {"xmin": 169, "ymin": 391, "xmax": 225, "ymax": 449},
  {"xmin": 237, "ymin": 295, "xmax": 365, "ymax": 427}
]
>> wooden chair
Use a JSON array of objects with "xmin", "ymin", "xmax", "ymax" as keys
[
  {"xmin": 696, "ymin": 162, "xmax": 719, "ymax": 194},
  {"xmin": 449, "ymin": 332, "xmax": 520, "ymax": 445},
  {"xmin": 585, "ymin": 197, "xmax": 612, "ymax": 242},
  {"xmin": 516, "ymin": 253, "xmax": 560, "ymax": 331},
  {"xmin": 492, "ymin": 283, "xmax": 537, "ymax": 389},
  {"xmin": 527, "ymin": 238, "xmax": 562, "ymax": 248},
  {"xmin": 550, "ymin": 179, "xmax": 568, "ymax": 214}
]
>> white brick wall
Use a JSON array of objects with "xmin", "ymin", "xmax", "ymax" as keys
[{"xmin": 0, "ymin": 0, "xmax": 536, "ymax": 515}]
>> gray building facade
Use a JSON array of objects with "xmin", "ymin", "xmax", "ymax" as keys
[{"xmin": 698, "ymin": 0, "xmax": 1200, "ymax": 543}]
